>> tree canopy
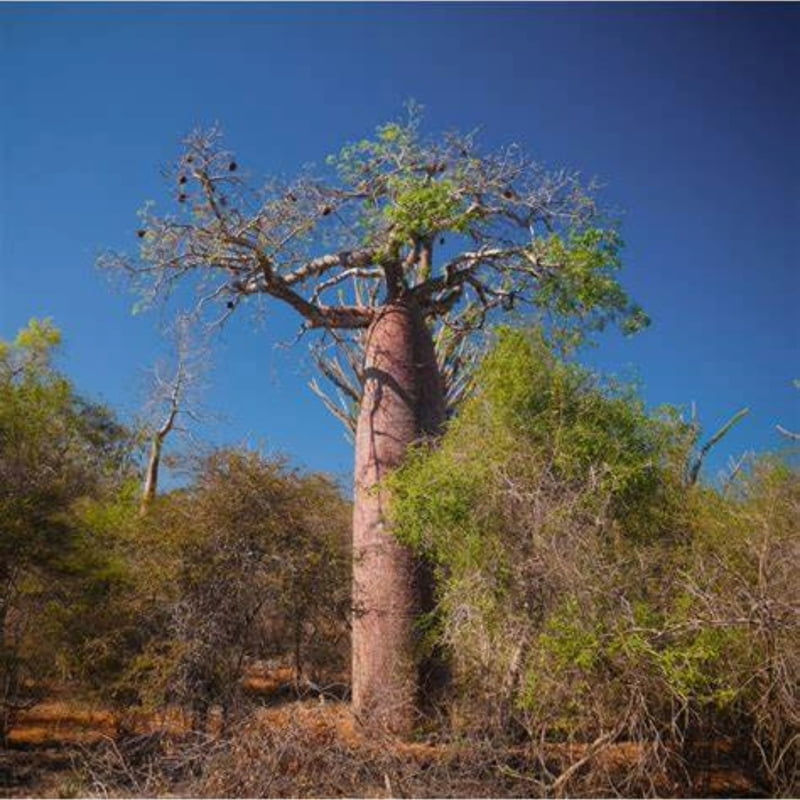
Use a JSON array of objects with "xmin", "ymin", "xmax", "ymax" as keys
[{"xmin": 103, "ymin": 106, "xmax": 648, "ymax": 348}]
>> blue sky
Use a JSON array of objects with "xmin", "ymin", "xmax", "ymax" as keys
[{"xmin": 1, "ymin": 3, "xmax": 797, "ymax": 485}]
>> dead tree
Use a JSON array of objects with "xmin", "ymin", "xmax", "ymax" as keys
[
  {"xmin": 102, "ymin": 107, "xmax": 647, "ymax": 733},
  {"xmin": 686, "ymin": 405, "xmax": 750, "ymax": 486},
  {"xmin": 139, "ymin": 315, "xmax": 209, "ymax": 515}
]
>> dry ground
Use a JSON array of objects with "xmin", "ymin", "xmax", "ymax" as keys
[{"xmin": 1, "ymin": 670, "xmax": 767, "ymax": 798}]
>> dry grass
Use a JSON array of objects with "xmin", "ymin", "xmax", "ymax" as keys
[
  {"xmin": 241, "ymin": 668, "xmax": 295, "ymax": 696},
  {"xmin": 63, "ymin": 700, "xmax": 765, "ymax": 798},
  {"xmin": 3, "ymin": 675, "xmax": 768, "ymax": 798},
  {"xmin": 8, "ymin": 702, "xmax": 118, "ymax": 746},
  {"xmin": 6, "ymin": 663, "xmax": 320, "ymax": 747},
  {"xmin": 7, "ymin": 700, "xmax": 200, "ymax": 746}
]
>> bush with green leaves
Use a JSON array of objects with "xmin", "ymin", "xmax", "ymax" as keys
[
  {"xmin": 0, "ymin": 319, "xmax": 131, "ymax": 735},
  {"xmin": 59, "ymin": 448, "xmax": 352, "ymax": 725},
  {"xmin": 0, "ymin": 321, "xmax": 351, "ymax": 732},
  {"xmin": 389, "ymin": 328, "xmax": 798, "ymax": 796}
]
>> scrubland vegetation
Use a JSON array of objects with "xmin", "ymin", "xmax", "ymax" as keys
[{"xmin": 0, "ymin": 318, "xmax": 796, "ymax": 798}]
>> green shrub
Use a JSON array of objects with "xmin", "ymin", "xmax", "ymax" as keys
[
  {"xmin": 57, "ymin": 448, "xmax": 352, "ymax": 724},
  {"xmin": 390, "ymin": 328, "xmax": 798, "ymax": 795},
  {"xmin": 0, "ymin": 320, "xmax": 131, "ymax": 733}
]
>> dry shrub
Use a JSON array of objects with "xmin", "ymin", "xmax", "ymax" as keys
[
  {"xmin": 682, "ymin": 459, "xmax": 799, "ymax": 794},
  {"xmin": 56, "ymin": 447, "xmax": 351, "ymax": 729},
  {"xmin": 75, "ymin": 729, "xmax": 218, "ymax": 798}
]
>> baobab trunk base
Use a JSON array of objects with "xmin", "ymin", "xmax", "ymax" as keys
[{"xmin": 352, "ymin": 299, "xmax": 447, "ymax": 735}]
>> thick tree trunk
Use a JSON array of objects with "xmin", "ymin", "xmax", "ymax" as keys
[{"xmin": 352, "ymin": 298, "xmax": 447, "ymax": 734}]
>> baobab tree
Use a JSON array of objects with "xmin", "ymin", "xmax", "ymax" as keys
[
  {"xmin": 102, "ymin": 108, "xmax": 647, "ymax": 733},
  {"xmin": 308, "ymin": 316, "xmax": 482, "ymax": 437}
]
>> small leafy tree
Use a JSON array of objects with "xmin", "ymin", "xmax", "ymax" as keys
[
  {"xmin": 0, "ymin": 320, "xmax": 129, "ymax": 736},
  {"xmin": 103, "ymin": 107, "xmax": 647, "ymax": 731}
]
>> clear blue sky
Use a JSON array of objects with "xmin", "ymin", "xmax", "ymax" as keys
[{"xmin": 1, "ymin": 3, "xmax": 798, "ymax": 485}]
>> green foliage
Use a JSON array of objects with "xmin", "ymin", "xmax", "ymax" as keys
[
  {"xmin": 7, "ymin": 317, "xmax": 62, "ymax": 362},
  {"xmin": 383, "ymin": 177, "xmax": 467, "ymax": 240},
  {"xmin": 328, "ymin": 113, "xmax": 469, "ymax": 260},
  {"xmin": 320, "ymin": 109, "xmax": 649, "ymax": 344},
  {"xmin": 0, "ymin": 320, "xmax": 132, "ymax": 729},
  {"xmin": 0, "ymin": 323, "xmax": 127, "ymax": 592},
  {"xmin": 534, "ymin": 228, "xmax": 650, "ymax": 336},
  {"xmin": 392, "ymin": 328, "xmax": 686, "ymax": 556},
  {"xmin": 389, "ymin": 328, "xmax": 798, "ymax": 794},
  {"xmin": 56, "ymin": 448, "xmax": 351, "ymax": 719}
]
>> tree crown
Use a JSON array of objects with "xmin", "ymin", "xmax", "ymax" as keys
[{"xmin": 103, "ymin": 108, "xmax": 648, "ymax": 342}]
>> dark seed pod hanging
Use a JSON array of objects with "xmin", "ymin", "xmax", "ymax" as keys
[
  {"xmin": 137, "ymin": 229, "xmax": 146, "ymax": 238},
  {"xmin": 226, "ymin": 301, "xmax": 235, "ymax": 309},
  {"xmin": 321, "ymin": 205, "xmax": 332, "ymax": 216},
  {"xmin": 229, "ymin": 161, "xmax": 237, "ymax": 172},
  {"xmin": 178, "ymin": 175, "xmax": 187, "ymax": 185},
  {"xmin": 178, "ymin": 193, "xmax": 187, "ymax": 203}
]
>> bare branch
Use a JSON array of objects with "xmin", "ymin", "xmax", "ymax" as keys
[
  {"xmin": 310, "ymin": 267, "xmax": 383, "ymax": 304},
  {"xmin": 776, "ymin": 425, "xmax": 800, "ymax": 441},
  {"xmin": 688, "ymin": 407, "xmax": 750, "ymax": 486},
  {"xmin": 284, "ymin": 249, "xmax": 378, "ymax": 287}
]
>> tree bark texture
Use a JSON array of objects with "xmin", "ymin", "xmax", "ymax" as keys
[{"xmin": 352, "ymin": 298, "xmax": 446, "ymax": 733}]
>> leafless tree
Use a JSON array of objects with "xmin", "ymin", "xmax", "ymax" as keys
[
  {"xmin": 686, "ymin": 405, "xmax": 750, "ymax": 486},
  {"xmin": 101, "ymin": 106, "xmax": 646, "ymax": 733},
  {"xmin": 139, "ymin": 315, "xmax": 210, "ymax": 515}
]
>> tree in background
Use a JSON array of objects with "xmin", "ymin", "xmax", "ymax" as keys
[
  {"xmin": 138, "ymin": 314, "xmax": 211, "ymax": 516},
  {"xmin": 0, "ymin": 320, "xmax": 130, "ymax": 737},
  {"xmin": 103, "ymin": 106, "xmax": 648, "ymax": 732}
]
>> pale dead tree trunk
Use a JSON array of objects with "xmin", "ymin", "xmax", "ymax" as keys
[
  {"xmin": 139, "ymin": 405, "xmax": 178, "ymax": 515},
  {"xmin": 139, "ymin": 316, "xmax": 206, "ymax": 516},
  {"xmin": 686, "ymin": 406, "xmax": 749, "ymax": 486},
  {"xmin": 352, "ymin": 298, "xmax": 446, "ymax": 732}
]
